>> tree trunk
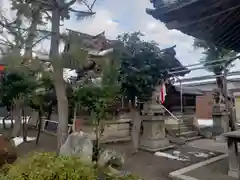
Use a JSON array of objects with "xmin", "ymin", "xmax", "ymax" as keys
[
  {"xmin": 95, "ymin": 117, "xmax": 101, "ymax": 162},
  {"xmin": 72, "ymin": 104, "xmax": 77, "ymax": 132},
  {"xmin": 11, "ymin": 101, "xmax": 22, "ymax": 137},
  {"xmin": 54, "ymin": 81, "xmax": 69, "ymax": 149},
  {"xmin": 2, "ymin": 113, "xmax": 10, "ymax": 129},
  {"xmin": 50, "ymin": 8, "xmax": 69, "ymax": 150},
  {"xmin": 22, "ymin": 109, "xmax": 27, "ymax": 142},
  {"xmin": 36, "ymin": 110, "xmax": 42, "ymax": 145},
  {"xmin": 47, "ymin": 103, "xmax": 53, "ymax": 120},
  {"xmin": 23, "ymin": 10, "xmax": 40, "ymax": 63},
  {"xmin": 130, "ymin": 101, "xmax": 142, "ymax": 154}
]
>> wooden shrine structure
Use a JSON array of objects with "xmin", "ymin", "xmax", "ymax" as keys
[
  {"xmin": 146, "ymin": 0, "xmax": 240, "ymax": 178},
  {"xmin": 146, "ymin": 0, "xmax": 240, "ymax": 51}
]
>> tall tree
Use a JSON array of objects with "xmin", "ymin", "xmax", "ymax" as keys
[
  {"xmin": 43, "ymin": 0, "xmax": 97, "ymax": 149},
  {"xmin": 1, "ymin": 0, "xmax": 97, "ymax": 148},
  {"xmin": 194, "ymin": 39, "xmax": 237, "ymax": 92},
  {"xmin": 118, "ymin": 32, "xmax": 186, "ymax": 153},
  {"xmin": 0, "ymin": 71, "xmax": 38, "ymax": 137},
  {"xmin": 0, "ymin": 0, "xmax": 47, "ymax": 137}
]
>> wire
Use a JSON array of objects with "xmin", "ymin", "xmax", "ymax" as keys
[
  {"xmin": 168, "ymin": 55, "xmax": 240, "ymax": 72},
  {"xmin": 177, "ymin": 70, "xmax": 240, "ymax": 83}
]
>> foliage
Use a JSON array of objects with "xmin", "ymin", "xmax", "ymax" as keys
[
  {"xmin": 0, "ymin": 152, "xmax": 140, "ymax": 180},
  {"xmin": 28, "ymin": 72, "xmax": 56, "ymax": 114},
  {"xmin": 117, "ymin": 32, "xmax": 180, "ymax": 103},
  {"xmin": 1, "ymin": 152, "xmax": 95, "ymax": 180},
  {"xmin": 0, "ymin": 71, "xmax": 38, "ymax": 110},
  {"xmin": 75, "ymin": 85, "xmax": 117, "ymax": 120},
  {"xmin": 74, "ymin": 57, "xmax": 120, "ymax": 120},
  {"xmin": 29, "ymin": 72, "xmax": 75, "ymax": 122},
  {"xmin": 193, "ymin": 38, "xmax": 237, "ymax": 75}
]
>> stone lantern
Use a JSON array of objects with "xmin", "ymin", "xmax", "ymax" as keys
[{"xmin": 139, "ymin": 97, "xmax": 173, "ymax": 152}]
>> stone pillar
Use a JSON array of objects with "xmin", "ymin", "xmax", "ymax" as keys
[
  {"xmin": 227, "ymin": 138, "xmax": 240, "ymax": 178},
  {"xmin": 140, "ymin": 104, "xmax": 173, "ymax": 152},
  {"xmin": 212, "ymin": 104, "xmax": 229, "ymax": 136},
  {"xmin": 233, "ymin": 93, "xmax": 240, "ymax": 124}
]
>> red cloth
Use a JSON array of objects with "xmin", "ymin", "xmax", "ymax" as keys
[
  {"xmin": 159, "ymin": 83, "xmax": 166, "ymax": 104},
  {"xmin": 75, "ymin": 119, "xmax": 81, "ymax": 131}
]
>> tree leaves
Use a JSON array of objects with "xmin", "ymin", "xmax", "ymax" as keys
[
  {"xmin": 0, "ymin": 71, "xmax": 38, "ymax": 109},
  {"xmin": 193, "ymin": 38, "xmax": 237, "ymax": 74},
  {"xmin": 74, "ymin": 57, "xmax": 120, "ymax": 120},
  {"xmin": 118, "ymin": 32, "xmax": 183, "ymax": 103}
]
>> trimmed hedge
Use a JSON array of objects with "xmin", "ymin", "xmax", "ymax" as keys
[{"xmin": 0, "ymin": 152, "xmax": 140, "ymax": 180}]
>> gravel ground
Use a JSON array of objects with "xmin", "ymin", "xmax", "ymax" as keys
[{"xmin": 2, "ymin": 129, "xmax": 223, "ymax": 180}]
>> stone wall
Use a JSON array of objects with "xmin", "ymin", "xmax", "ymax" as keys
[{"xmin": 99, "ymin": 118, "xmax": 131, "ymax": 143}]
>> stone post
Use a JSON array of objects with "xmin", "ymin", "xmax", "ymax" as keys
[
  {"xmin": 227, "ymin": 138, "xmax": 240, "ymax": 178},
  {"xmin": 139, "ymin": 103, "xmax": 173, "ymax": 152},
  {"xmin": 212, "ymin": 104, "xmax": 229, "ymax": 136}
]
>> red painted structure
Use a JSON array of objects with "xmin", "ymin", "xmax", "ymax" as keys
[
  {"xmin": 0, "ymin": 64, "xmax": 5, "ymax": 78},
  {"xmin": 0, "ymin": 64, "xmax": 5, "ymax": 79},
  {"xmin": 0, "ymin": 65, "xmax": 4, "ymax": 71}
]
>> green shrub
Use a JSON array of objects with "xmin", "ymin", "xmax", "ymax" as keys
[
  {"xmin": 0, "ymin": 152, "xmax": 141, "ymax": 180},
  {"xmin": 2, "ymin": 152, "xmax": 96, "ymax": 180}
]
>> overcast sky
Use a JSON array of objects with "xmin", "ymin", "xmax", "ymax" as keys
[{"xmin": 2, "ymin": 0, "xmax": 240, "ymax": 79}]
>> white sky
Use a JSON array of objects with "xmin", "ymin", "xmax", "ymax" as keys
[{"xmin": 2, "ymin": 0, "xmax": 240, "ymax": 80}]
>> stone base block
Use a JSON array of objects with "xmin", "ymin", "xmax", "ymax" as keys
[
  {"xmin": 228, "ymin": 170, "xmax": 240, "ymax": 178},
  {"xmin": 139, "ymin": 138, "xmax": 174, "ymax": 152},
  {"xmin": 211, "ymin": 126, "xmax": 227, "ymax": 137},
  {"xmin": 215, "ymin": 135, "xmax": 226, "ymax": 142},
  {"xmin": 100, "ymin": 136, "xmax": 131, "ymax": 143}
]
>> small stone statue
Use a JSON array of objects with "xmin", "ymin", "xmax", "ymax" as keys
[{"xmin": 213, "ymin": 88, "xmax": 224, "ymax": 104}]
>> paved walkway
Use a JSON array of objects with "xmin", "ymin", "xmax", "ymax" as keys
[
  {"xmin": 187, "ymin": 139, "xmax": 228, "ymax": 153},
  {"xmin": 175, "ymin": 139, "xmax": 240, "ymax": 180}
]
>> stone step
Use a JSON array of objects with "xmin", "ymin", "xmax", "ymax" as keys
[
  {"xmin": 176, "ymin": 130, "xmax": 198, "ymax": 138},
  {"xmin": 170, "ymin": 126, "xmax": 191, "ymax": 133},
  {"xmin": 167, "ymin": 123, "xmax": 193, "ymax": 129},
  {"xmin": 185, "ymin": 136, "xmax": 202, "ymax": 142}
]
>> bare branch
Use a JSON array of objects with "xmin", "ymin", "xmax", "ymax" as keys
[
  {"xmin": 0, "ymin": 40, "xmax": 12, "ymax": 47},
  {"xmin": 82, "ymin": 0, "xmax": 92, "ymax": 12},
  {"xmin": 1, "ymin": 31, "xmax": 14, "ymax": 44},
  {"xmin": 90, "ymin": 0, "xmax": 97, "ymax": 10},
  {"xmin": 0, "ymin": 38, "xmax": 14, "ymax": 47},
  {"xmin": 0, "ymin": 19, "xmax": 24, "ymax": 44},
  {"xmin": 79, "ymin": 0, "xmax": 97, "ymax": 12},
  {"xmin": 32, "ymin": 33, "xmax": 51, "ymax": 47},
  {"xmin": 69, "ymin": 8, "xmax": 95, "ymax": 19},
  {"xmin": 43, "ymin": 11, "xmax": 52, "ymax": 20}
]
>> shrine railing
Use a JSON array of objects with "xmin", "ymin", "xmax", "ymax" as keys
[{"xmin": 161, "ymin": 105, "xmax": 181, "ymax": 122}]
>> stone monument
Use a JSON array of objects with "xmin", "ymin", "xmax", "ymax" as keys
[
  {"xmin": 139, "ymin": 102, "xmax": 173, "ymax": 152},
  {"xmin": 60, "ymin": 132, "xmax": 93, "ymax": 164}
]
